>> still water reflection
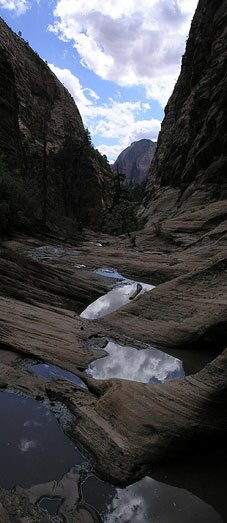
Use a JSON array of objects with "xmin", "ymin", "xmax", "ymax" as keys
[
  {"xmin": 28, "ymin": 245, "xmax": 81, "ymax": 262},
  {"xmin": 95, "ymin": 267, "xmax": 132, "ymax": 282},
  {"xmin": 81, "ymin": 281, "xmax": 154, "ymax": 320},
  {"xmin": 0, "ymin": 391, "xmax": 84, "ymax": 489},
  {"xmin": 83, "ymin": 475, "xmax": 223, "ymax": 523},
  {"xmin": 29, "ymin": 363, "xmax": 87, "ymax": 389},
  {"xmin": 87, "ymin": 340, "xmax": 184, "ymax": 383},
  {"xmin": 0, "ymin": 393, "xmax": 223, "ymax": 521}
]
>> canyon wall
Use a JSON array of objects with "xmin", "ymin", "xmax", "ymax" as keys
[
  {"xmin": 0, "ymin": 18, "xmax": 112, "ymax": 230},
  {"xmin": 143, "ymin": 0, "xmax": 227, "ymax": 229}
]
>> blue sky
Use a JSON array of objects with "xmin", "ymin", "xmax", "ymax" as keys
[{"xmin": 0, "ymin": 0, "xmax": 198, "ymax": 161}]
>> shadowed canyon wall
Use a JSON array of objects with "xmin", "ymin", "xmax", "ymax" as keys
[{"xmin": 0, "ymin": 18, "xmax": 112, "ymax": 230}]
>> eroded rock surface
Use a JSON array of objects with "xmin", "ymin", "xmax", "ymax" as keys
[
  {"xmin": 143, "ymin": 0, "xmax": 227, "ymax": 233},
  {"xmin": 0, "ymin": 233, "xmax": 226, "ymax": 518},
  {"xmin": 101, "ymin": 251, "xmax": 227, "ymax": 352}
]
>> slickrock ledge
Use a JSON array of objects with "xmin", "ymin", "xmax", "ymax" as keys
[{"xmin": 101, "ymin": 252, "xmax": 227, "ymax": 346}]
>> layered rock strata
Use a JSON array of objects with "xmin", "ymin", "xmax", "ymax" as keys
[{"xmin": 143, "ymin": 0, "xmax": 227, "ymax": 228}]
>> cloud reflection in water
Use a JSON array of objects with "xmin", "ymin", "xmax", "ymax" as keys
[
  {"xmin": 103, "ymin": 476, "xmax": 222, "ymax": 523},
  {"xmin": 87, "ymin": 341, "xmax": 184, "ymax": 383},
  {"xmin": 81, "ymin": 282, "xmax": 154, "ymax": 320}
]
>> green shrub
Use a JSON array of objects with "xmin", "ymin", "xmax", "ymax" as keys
[{"xmin": 102, "ymin": 199, "xmax": 138, "ymax": 235}]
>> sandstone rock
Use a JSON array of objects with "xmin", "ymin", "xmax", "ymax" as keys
[
  {"xmin": 0, "ymin": 18, "xmax": 112, "ymax": 230},
  {"xmin": 0, "ymin": 295, "xmax": 101, "ymax": 370},
  {"xmin": 16, "ymin": 468, "xmax": 99, "ymax": 523},
  {"xmin": 112, "ymin": 139, "xmax": 156, "ymax": 185},
  {"xmin": 143, "ymin": 0, "xmax": 227, "ymax": 231},
  {"xmin": 0, "ymin": 490, "xmax": 55, "ymax": 523},
  {"xmin": 101, "ymin": 251, "xmax": 227, "ymax": 357},
  {"xmin": 92, "ymin": 348, "xmax": 227, "ymax": 477},
  {"xmin": 0, "ymin": 245, "xmax": 107, "ymax": 313}
]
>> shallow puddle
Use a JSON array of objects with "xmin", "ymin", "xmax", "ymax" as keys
[
  {"xmin": 0, "ymin": 392, "xmax": 223, "ymax": 521},
  {"xmin": 80, "ymin": 281, "xmax": 154, "ymax": 319},
  {"xmin": 0, "ymin": 391, "xmax": 84, "ymax": 489},
  {"xmin": 95, "ymin": 267, "xmax": 132, "ymax": 283},
  {"xmin": 39, "ymin": 497, "xmax": 62, "ymax": 515},
  {"xmin": 28, "ymin": 245, "xmax": 81, "ymax": 262},
  {"xmin": 81, "ymin": 266, "xmax": 154, "ymax": 320},
  {"xmin": 29, "ymin": 363, "xmax": 87, "ymax": 389},
  {"xmin": 87, "ymin": 340, "xmax": 184, "ymax": 383},
  {"xmin": 82, "ymin": 475, "xmax": 223, "ymax": 523},
  {"xmin": 89, "ymin": 241, "xmax": 103, "ymax": 247}
]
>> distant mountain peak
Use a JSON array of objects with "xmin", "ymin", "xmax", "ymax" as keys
[{"xmin": 112, "ymin": 139, "xmax": 156, "ymax": 185}]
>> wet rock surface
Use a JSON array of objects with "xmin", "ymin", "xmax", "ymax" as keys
[{"xmin": 17, "ymin": 468, "xmax": 100, "ymax": 523}]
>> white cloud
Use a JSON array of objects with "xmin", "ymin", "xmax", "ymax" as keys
[
  {"xmin": 49, "ymin": 64, "xmax": 93, "ymax": 112},
  {"xmin": 18, "ymin": 438, "xmax": 37, "ymax": 453},
  {"xmin": 23, "ymin": 420, "xmax": 41, "ymax": 427},
  {"xmin": 49, "ymin": 64, "xmax": 161, "ymax": 162},
  {"xmin": 84, "ymin": 88, "xmax": 100, "ymax": 101},
  {"xmin": 98, "ymin": 144, "xmax": 124, "ymax": 162},
  {"xmin": 91, "ymin": 102, "xmax": 160, "ymax": 148},
  {"xmin": 105, "ymin": 476, "xmax": 218, "ymax": 523},
  {"xmin": 0, "ymin": 0, "xmax": 29, "ymax": 15},
  {"xmin": 49, "ymin": 0, "xmax": 198, "ymax": 106}
]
